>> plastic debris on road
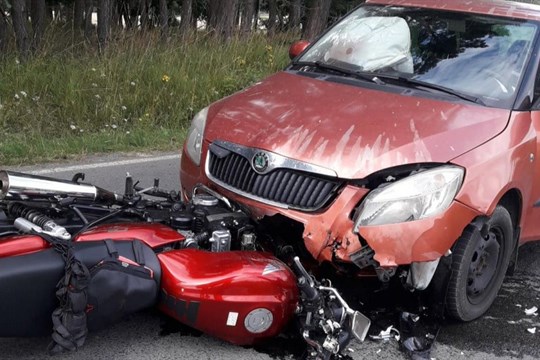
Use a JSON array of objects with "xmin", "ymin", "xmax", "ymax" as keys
[
  {"xmin": 524, "ymin": 306, "xmax": 538, "ymax": 316},
  {"xmin": 370, "ymin": 325, "xmax": 400, "ymax": 341},
  {"xmin": 399, "ymin": 312, "xmax": 439, "ymax": 360}
]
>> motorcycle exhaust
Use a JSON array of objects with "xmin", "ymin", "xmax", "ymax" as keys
[{"xmin": 0, "ymin": 170, "xmax": 122, "ymax": 203}]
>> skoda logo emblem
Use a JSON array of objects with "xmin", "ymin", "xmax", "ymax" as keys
[{"xmin": 252, "ymin": 152, "xmax": 269, "ymax": 173}]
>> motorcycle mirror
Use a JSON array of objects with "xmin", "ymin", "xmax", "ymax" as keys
[{"xmin": 350, "ymin": 311, "xmax": 371, "ymax": 342}]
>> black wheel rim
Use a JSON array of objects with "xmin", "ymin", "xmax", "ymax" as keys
[{"xmin": 466, "ymin": 227, "xmax": 503, "ymax": 305}]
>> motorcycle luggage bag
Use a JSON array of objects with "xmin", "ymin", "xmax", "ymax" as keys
[{"xmin": 0, "ymin": 240, "xmax": 161, "ymax": 337}]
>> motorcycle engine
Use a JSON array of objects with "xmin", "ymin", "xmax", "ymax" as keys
[{"xmin": 166, "ymin": 191, "xmax": 256, "ymax": 253}]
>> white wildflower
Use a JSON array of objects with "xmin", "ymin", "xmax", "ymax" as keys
[
  {"xmin": 0, "ymin": 103, "xmax": 3, "ymax": 110},
  {"xmin": 70, "ymin": 124, "xmax": 77, "ymax": 130},
  {"xmin": 20, "ymin": 91, "xmax": 27, "ymax": 97},
  {"xmin": 123, "ymin": 118, "xmax": 128, "ymax": 122},
  {"xmin": 91, "ymin": 67, "xmax": 97, "ymax": 72},
  {"xmin": 105, "ymin": 124, "xmax": 109, "ymax": 127},
  {"xmin": 32, "ymin": 96, "xmax": 40, "ymax": 102},
  {"xmin": 126, "ymin": 131, "xmax": 130, "ymax": 134},
  {"xmin": 79, "ymin": 129, "xmax": 84, "ymax": 133},
  {"xmin": 111, "ymin": 124, "xmax": 118, "ymax": 129},
  {"xmin": 121, "ymin": 106, "xmax": 127, "ymax": 111},
  {"xmin": 130, "ymin": 81, "xmax": 136, "ymax": 86},
  {"xmin": 94, "ymin": 94, "xmax": 101, "ymax": 100},
  {"xmin": 15, "ymin": 59, "xmax": 20, "ymax": 64},
  {"xmin": 14, "ymin": 93, "xmax": 20, "ymax": 100},
  {"xmin": 92, "ymin": 83, "xmax": 98, "ymax": 88}
]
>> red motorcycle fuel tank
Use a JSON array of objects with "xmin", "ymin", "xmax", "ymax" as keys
[
  {"xmin": 75, "ymin": 223, "xmax": 184, "ymax": 249},
  {"xmin": 157, "ymin": 249, "xmax": 299, "ymax": 345}
]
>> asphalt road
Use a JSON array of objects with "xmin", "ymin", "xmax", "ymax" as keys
[{"xmin": 0, "ymin": 152, "xmax": 539, "ymax": 360}]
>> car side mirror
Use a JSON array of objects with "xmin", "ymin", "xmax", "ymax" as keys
[{"xmin": 289, "ymin": 40, "xmax": 310, "ymax": 60}]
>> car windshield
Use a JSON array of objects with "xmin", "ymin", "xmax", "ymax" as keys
[{"xmin": 298, "ymin": 5, "xmax": 538, "ymax": 107}]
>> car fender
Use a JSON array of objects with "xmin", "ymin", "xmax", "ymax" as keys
[{"xmin": 452, "ymin": 111, "xmax": 536, "ymax": 224}]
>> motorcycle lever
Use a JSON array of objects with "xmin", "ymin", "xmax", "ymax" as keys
[{"xmin": 293, "ymin": 257, "xmax": 315, "ymax": 287}]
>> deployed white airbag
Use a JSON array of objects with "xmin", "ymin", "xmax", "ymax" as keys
[{"xmin": 324, "ymin": 16, "xmax": 413, "ymax": 73}]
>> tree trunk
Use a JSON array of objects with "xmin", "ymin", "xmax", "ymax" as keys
[
  {"xmin": 208, "ymin": 0, "xmax": 239, "ymax": 39},
  {"xmin": 31, "ymin": 0, "xmax": 45, "ymax": 51},
  {"xmin": 267, "ymin": 0, "xmax": 278, "ymax": 35},
  {"xmin": 74, "ymin": 0, "xmax": 85, "ymax": 31},
  {"xmin": 97, "ymin": 0, "xmax": 110, "ymax": 51},
  {"xmin": 63, "ymin": 1, "xmax": 74, "ymax": 25},
  {"xmin": 159, "ymin": 0, "xmax": 168, "ymax": 35},
  {"xmin": 84, "ymin": 0, "xmax": 93, "ymax": 39},
  {"xmin": 110, "ymin": 0, "xmax": 120, "ymax": 29},
  {"xmin": 179, "ymin": 0, "xmax": 192, "ymax": 36},
  {"xmin": 0, "ymin": 5, "xmax": 8, "ymax": 55},
  {"xmin": 11, "ymin": 0, "xmax": 30, "ymax": 59},
  {"xmin": 46, "ymin": 3, "xmax": 53, "ymax": 23},
  {"xmin": 303, "ymin": 0, "xmax": 331, "ymax": 41},
  {"xmin": 140, "ymin": 0, "xmax": 149, "ymax": 30},
  {"xmin": 289, "ymin": 0, "xmax": 302, "ymax": 31},
  {"xmin": 240, "ymin": 0, "xmax": 256, "ymax": 33}
]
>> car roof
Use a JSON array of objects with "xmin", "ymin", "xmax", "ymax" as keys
[{"xmin": 365, "ymin": 0, "xmax": 540, "ymax": 22}]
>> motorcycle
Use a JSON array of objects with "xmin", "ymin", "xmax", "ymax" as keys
[{"xmin": 0, "ymin": 170, "xmax": 370, "ymax": 359}]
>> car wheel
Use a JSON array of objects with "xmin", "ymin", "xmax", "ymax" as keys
[{"xmin": 446, "ymin": 205, "xmax": 514, "ymax": 321}]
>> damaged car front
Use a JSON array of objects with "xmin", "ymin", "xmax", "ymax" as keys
[{"xmin": 181, "ymin": 0, "xmax": 540, "ymax": 324}]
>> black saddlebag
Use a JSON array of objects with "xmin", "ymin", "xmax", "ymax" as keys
[{"xmin": 0, "ymin": 240, "xmax": 161, "ymax": 337}]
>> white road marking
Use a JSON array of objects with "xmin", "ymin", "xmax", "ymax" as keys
[{"xmin": 28, "ymin": 154, "xmax": 180, "ymax": 175}]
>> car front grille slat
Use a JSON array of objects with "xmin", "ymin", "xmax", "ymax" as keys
[{"xmin": 208, "ymin": 150, "xmax": 341, "ymax": 211}]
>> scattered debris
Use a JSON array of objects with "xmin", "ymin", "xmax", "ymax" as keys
[
  {"xmin": 370, "ymin": 325, "xmax": 400, "ymax": 341},
  {"xmin": 524, "ymin": 306, "xmax": 538, "ymax": 316},
  {"xmin": 399, "ymin": 312, "xmax": 439, "ymax": 360},
  {"xmin": 527, "ymin": 327, "xmax": 536, "ymax": 334}
]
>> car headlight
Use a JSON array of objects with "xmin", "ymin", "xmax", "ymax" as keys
[
  {"xmin": 353, "ymin": 165, "xmax": 464, "ymax": 228},
  {"xmin": 185, "ymin": 107, "xmax": 209, "ymax": 166}
]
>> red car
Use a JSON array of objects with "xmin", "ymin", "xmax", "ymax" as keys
[{"xmin": 180, "ymin": 0, "xmax": 540, "ymax": 322}]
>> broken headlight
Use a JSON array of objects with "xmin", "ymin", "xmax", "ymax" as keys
[
  {"xmin": 353, "ymin": 165, "xmax": 464, "ymax": 228},
  {"xmin": 185, "ymin": 107, "xmax": 209, "ymax": 166}
]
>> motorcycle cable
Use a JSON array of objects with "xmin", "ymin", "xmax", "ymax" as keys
[{"xmin": 73, "ymin": 208, "xmax": 127, "ymax": 236}]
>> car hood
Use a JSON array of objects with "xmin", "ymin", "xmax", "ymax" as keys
[{"xmin": 204, "ymin": 71, "xmax": 511, "ymax": 179}]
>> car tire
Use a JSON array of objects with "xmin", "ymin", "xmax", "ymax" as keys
[{"xmin": 446, "ymin": 205, "xmax": 514, "ymax": 321}]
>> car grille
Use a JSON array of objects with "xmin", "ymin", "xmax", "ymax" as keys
[{"xmin": 207, "ymin": 151, "xmax": 341, "ymax": 211}]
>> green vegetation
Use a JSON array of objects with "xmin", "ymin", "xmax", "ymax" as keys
[{"xmin": 0, "ymin": 31, "xmax": 291, "ymax": 165}]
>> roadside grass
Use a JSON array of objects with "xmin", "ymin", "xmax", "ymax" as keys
[{"xmin": 0, "ymin": 29, "xmax": 292, "ymax": 166}]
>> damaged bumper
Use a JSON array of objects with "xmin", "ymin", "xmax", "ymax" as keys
[{"xmin": 181, "ymin": 144, "xmax": 481, "ymax": 291}]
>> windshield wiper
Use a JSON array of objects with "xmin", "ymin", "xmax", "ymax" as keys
[
  {"xmin": 374, "ymin": 74, "xmax": 485, "ymax": 106},
  {"xmin": 293, "ymin": 61, "xmax": 385, "ymax": 85}
]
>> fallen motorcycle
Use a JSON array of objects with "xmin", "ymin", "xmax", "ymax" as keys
[{"xmin": 0, "ymin": 170, "xmax": 370, "ymax": 359}]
